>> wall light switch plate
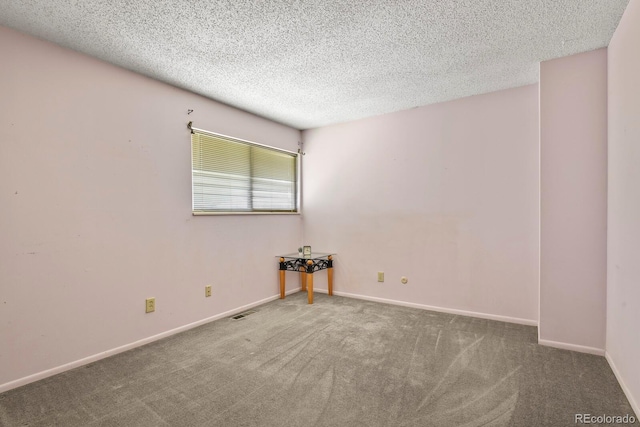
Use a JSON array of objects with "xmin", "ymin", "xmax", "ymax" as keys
[{"xmin": 378, "ymin": 272, "xmax": 384, "ymax": 282}]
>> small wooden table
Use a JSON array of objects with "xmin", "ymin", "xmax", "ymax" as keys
[{"xmin": 277, "ymin": 253, "xmax": 335, "ymax": 304}]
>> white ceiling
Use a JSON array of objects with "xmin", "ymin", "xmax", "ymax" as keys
[{"xmin": 0, "ymin": 0, "xmax": 629, "ymax": 130}]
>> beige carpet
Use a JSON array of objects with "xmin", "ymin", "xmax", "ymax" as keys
[{"xmin": 0, "ymin": 292, "xmax": 637, "ymax": 426}]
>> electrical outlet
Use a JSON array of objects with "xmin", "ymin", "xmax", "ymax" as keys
[
  {"xmin": 205, "ymin": 285, "xmax": 212, "ymax": 297},
  {"xmin": 377, "ymin": 272, "xmax": 384, "ymax": 282},
  {"xmin": 145, "ymin": 297, "xmax": 155, "ymax": 313}
]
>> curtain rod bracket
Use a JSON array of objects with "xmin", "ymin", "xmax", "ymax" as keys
[{"xmin": 187, "ymin": 121, "xmax": 194, "ymax": 134}]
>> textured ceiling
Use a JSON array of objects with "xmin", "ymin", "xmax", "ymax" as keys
[{"xmin": 0, "ymin": 0, "xmax": 630, "ymax": 130}]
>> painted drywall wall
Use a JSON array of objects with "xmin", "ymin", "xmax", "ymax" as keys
[
  {"xmin": 0, "ymin": 26, "xmax": 302, "ymax": 390},
  {"xmin": 538, "ymin": 49, "xmax": 608, "ymax": 354},
  {"xmin": 607, "ymin": 0, "xmax": 640, "ymax": 415},
  {"xmin": 301, "ymin": 85, "xmax": 539, "ymax": 324}
]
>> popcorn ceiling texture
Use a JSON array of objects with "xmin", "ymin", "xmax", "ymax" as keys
[{"xmin": 0, "ymin": 0, "xmax": 629, "ymax": 129}]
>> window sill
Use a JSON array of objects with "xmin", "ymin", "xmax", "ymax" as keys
[{"xmin": 192, "ymin": 211, "xmax": 300, "ymax": 216}]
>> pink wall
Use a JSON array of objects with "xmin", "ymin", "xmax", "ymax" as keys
[
  {"xmin": 539, "ymin": 49, "xmax": 608, "ymax": 354},
  {"xmin": 607, "ymin": 0, "xmax": 640, "ymax": 415},
  {"xmin": 302, "ymin": 85, "xmax": 539, "ymax": 324},
  {"xmin": 0, "ymin": 26, "xmax": 302, "ymax": 391}
]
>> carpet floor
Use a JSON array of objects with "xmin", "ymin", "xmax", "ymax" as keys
[{"xmin": 0, "ymin": 292, "xmax": 637, "ymax": 427}]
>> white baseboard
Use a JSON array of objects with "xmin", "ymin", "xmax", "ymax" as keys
[
  {"xmin": 326, "ymin": 291, "xmax": 609, "ymax": 359},
  {"xmin": 605, "ymin": 352, "xmax": 640, "ymax": 418},
  {"xmin": 14, "ymin": 288, "xmax": 617, "ymax": 395},
  {"xmin": 538, "ymin": 339, "xmax": 605, "ymax": 356},
  {"xmin": 0, "ymin": 288, "xmax": 301, "ymax": 394},
  {"xmin": 316, "ymin": 289, "xmax": 538, "ymax": 326}
]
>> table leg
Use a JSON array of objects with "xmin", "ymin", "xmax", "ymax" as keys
[
  {"xmin": 279, "ymin": 257, "xmax": 286, "ymax": 299},
  {"xmin": 300, "ymin": 265, "xmax": 307, "ymax": 291},
  {"xmin": 327, "ymin": 255, "xmax": 333, "ymax": 296},
  {"xmin": 306, "ymin": 260, "xmax": 314, "ymax": 304}
]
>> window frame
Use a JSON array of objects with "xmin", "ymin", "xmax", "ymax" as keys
[{"xmin": 190, "ymin": 125, "xmax": 300, "ymax": 216}]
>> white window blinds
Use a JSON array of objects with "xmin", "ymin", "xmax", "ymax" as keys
[{"xmin": 191, "ymin": 131, "xmax": 298, "ymax": 214}]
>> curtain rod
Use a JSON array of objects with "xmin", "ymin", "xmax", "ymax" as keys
[{"xmin": 187, "ymin": 121, "xmax": 298, "ymax": 156}]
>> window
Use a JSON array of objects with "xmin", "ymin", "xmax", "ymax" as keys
[{"xmin": 191, "ymin": 128, "xmax": 298, "ymax": 214}]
